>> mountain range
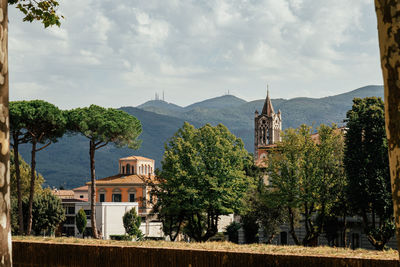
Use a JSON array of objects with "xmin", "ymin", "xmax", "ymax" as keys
[{"xmin": 18, "ymin": 85, "xmax": 384, "ymax": 189}]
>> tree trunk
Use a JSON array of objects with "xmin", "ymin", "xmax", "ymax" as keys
[
  {"xmin": 288, "ymin": 207, "xmax": 300, "ymax": 245},
  {"xmin": 26, "ymin": 139, "xmax": 36, "ymax": 235},
  {"xmin": 12, "ymin": 140, "xmax": 24, "ymax": 234},
  {"xmin": 342, "ymin": 213, "xmax": 347, "ymax": 247},
  {"xmin": 375, "ymin": 0, "xmax": 400, "ymax": 256},
  {"xmin": 90, "ymin": 140, "xmax": 98, "ymax": 238},
  {"xmin": 0, "ymin": 0, "xmax": 11, "ymax": 264}
]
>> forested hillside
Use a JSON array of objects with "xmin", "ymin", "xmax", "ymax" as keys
[{"xmin": 18, "ymin": 85, "xmax": 383, "ymax": 189}]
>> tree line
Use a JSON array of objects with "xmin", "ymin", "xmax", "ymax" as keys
[
  {"xmin": 152, "ymin": 97, "xmax": 394, "ymax": 250},
  {"xmin": 240, "ymin": 97, "xmax": 393, "ymax": 250},
  {"xmin": 10, "ymin": 100, "xmax": 142, "ymax": 237}
]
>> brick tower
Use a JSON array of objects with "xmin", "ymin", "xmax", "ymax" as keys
[{"xmin": 254, "ymin": 89, "xmax": 282, "ymax": 163}]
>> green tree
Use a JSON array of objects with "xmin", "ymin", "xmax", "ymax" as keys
[
  {"xmin": 267, "ymin": 124, "xmax": 345, "ymax": 246},
  {"xmin": 0, "ymin": 1, "xmax": 62, "ymax": 264},
  {"xmin": 123, "ymin": 208, "xmax": 142, "ymax": 239},
  {"xmin": 241, "ymin": 187, "xmax": 287, "ymax": 244},
  {"xmin": 30, "ymin": 189, "xmax": 65, "ymax": 235},
  {"xmin": 76, "ymin": 208, "xmax": 87, "ymax": 238},
  {"xmin": 10, "ymin": 152, "xmax": 44, "ymax": 234},
  {"xmin": 10, "ymin": 151, "xmax": 44, "ymax": 200},
  {"xmin": 67, "ymin": 105, "xmax": 142, "ymax": 238},
  {"xmin": 157, "ymin": 122, "xmax": 251, "ymax": 242},
  {"xmin": 10, "ymin": 101, "xmax": 32, "ymax": 234},
  {"xmin": 224, "ymin": 221, "xmax": 241, "ymax": 243},
  {"xmin": 17, "ymin": 100, "xmax": 66, "ymax": 235},
  {"xmin": 344, "ymin": 97, "xmax": 394, "ymax": 250}
]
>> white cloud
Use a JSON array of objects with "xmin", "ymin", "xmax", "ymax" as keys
[{"xmin": 8, "ymin": 0, "xmax": 381, "ymax": 108}]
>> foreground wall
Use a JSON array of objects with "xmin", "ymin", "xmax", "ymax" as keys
[{"xmin": 12, "ymin": 241, "xmax": 399, "ymax": 267}]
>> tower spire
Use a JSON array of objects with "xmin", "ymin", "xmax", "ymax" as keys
[{"xmin": 262, "ymin": 85, "xmax": 274, "ymax": 116}]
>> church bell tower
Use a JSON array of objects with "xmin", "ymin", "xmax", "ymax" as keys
[{"xmin": 254, "ymin": 88, "xmax": 282, "ymax": 162}]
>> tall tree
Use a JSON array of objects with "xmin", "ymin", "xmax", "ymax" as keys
[
  {"xmin": 10, "ymin": 152, "xmax": 44, "ymax": 234},
  {"xmin": 0, "ymin": 0, "xmax": 62, "ymax": 264},
  {"xmin": 10, "ymin": 101, "xmax": 31, "ymax": 234},
  {"xmin": 344, "ymin": 97, "xmax": 395, "ymax": 250},
  {"xmin": 157, "ymin": 122, "xmax": 251, "ymax": 242},
  {"xmin": 20, "ymin": 100, "xmax": 66, "ymax": 235},
  {"xmin": 375, "ymin": 0, "xmax": 400, "ymax": 255},
  {"xmin": 67, "ymin": 105, "xmax": 142, "ymax": 238},
  {"xmin": 267, "ymin": 124, "xmax": 345, "ymax": 246}
]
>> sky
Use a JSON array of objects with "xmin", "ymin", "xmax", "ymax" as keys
[{"xmin": 9, "ymin": 0, "xmax": 382, "ymax": 109}]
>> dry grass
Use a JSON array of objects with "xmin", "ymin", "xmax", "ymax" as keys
[{"xmin": 12, "ymin": 236, "xmax": 398, "ymax": 260}]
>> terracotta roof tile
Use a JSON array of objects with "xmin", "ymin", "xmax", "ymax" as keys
[
  {"xmin": 72, "ymin": 185, "xmax": 88, "ymax": 191},
  {"xmin": 87, "ymin": 174, "xmax": 158, "ymax": 185},
  {"xmin": 53, "ymin": 190, "xmax": 74, "ymax": 199}
]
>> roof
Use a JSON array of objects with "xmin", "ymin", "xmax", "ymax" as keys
[
  {"xmin": 310, "ymin": 127, "xmax": 346, "ymax": 143},
  {"xmin": 53, "ymin": 190, "xmax": 74, "ymax": 199},
  {"xmin": 87, "ymin": 174, "xmax": 158, "ymax": 185},
  {"xmin": 261, "ymin": 90, "xmax": 275, "ymax": 116},
  {"xmin": 119, "ymin": 156, "xmax": 154, "ymax": 161},
  {"xmin": 61, "ymin": 198, "xmax": 88, "ymax": 203},
  {"xmin": 72, "ymin": 185, "xmax": 88, "ymax": 192}
]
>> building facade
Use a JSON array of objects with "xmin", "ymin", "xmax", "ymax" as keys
[{"xmin": 59, "ymin": 155, "xmax": 162, "ymax": 239}]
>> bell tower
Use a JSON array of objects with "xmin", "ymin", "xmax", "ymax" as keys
[{"xmin": 254, "ymin": 87, "xmax": 282, "ymax": 162}]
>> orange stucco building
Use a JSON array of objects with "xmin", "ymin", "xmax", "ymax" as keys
[{"xmin": 87, "ymin": 156, "xmax": 157, "ymax": 216}]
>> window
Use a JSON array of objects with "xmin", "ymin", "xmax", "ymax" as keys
[
  {"xmin": 126, "ymin": 164, "xmax": 131, "ymax": 174},
  {"xmin": 80, "ymin": 195, "xmax": 84, "ymax": 199},
  {"xmin": 100, "ymin": 193, "xmax": 105, "ymax": 202},
  {"xmin": 132, "ymin": 166, "xmax": 135, "ymax": 174},
  {"xmin": 66, "ymin": 206, "xmax": 75, "ymax": 215},
  {"xmin": 122, "ymin": 166, "xmax": 125, "ymax": 174},
  {"xmin": 129, "ymin": 193, "xmax": 135, "ymax": 202},
  {"xmin": 84, "ymin": 210, "xmax": 91, "ymax": 220},
  {"xmin": 65, "ymin": 216, "xmax": 75, "ymax": 225},
  {"xmin": 112, "ymin": 194, "xmax": 122, "ymax": 202}
]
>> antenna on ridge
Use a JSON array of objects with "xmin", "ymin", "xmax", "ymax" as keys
[{"xmin": 163, "ymin": 91, "xmax": 165, "ymax": 101}]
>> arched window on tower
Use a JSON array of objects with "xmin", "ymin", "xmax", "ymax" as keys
[
  {"xmin": 132, "ymin": 166, "xmax": 135, "ymax": 174},
  {"xmin": 262, "ymin": 128, "xmax": 266, "ymax": 144},
  {"xmin": 126, "ymin": 164, "xmax": 131, "ymax": 175},
  {"xmin": 267, "ymin": 129, "xmax": 270, "ymax": 144}
]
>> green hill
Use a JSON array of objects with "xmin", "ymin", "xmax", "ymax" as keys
[{"xmin": 16, "ymin": 85, "xmax": 384, "ymax": 189}]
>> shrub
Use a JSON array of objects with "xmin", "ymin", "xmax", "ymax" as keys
[
  {"xmin": 123, "ymin": 208, "xmax": 143, "ymax": 239},
  {"xmin": 76, "ymin": 208, "xmax": 87, "ymax": 238},
  {"xmin": 224, "ymin": 222, "xmax": 241, "ymax": 243},
  {"xmin": 109, "ymin": 235, "xmax": 132, "ymax": 241}
]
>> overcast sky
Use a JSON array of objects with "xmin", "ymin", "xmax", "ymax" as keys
[{"xmin": 9, "ymin": 0, "xmax": 381, "ymax": 109}]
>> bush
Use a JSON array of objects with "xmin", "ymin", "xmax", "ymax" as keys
[
  {"xmin": 109, "ymin": 235, "xmax": 132, "ymax": 241},
  {"xmin": 76, "ymin": 208, "xmax": 87, "ymax": 238},
  {"xmin": 209, "ymin": 232, "xmax": 226, "ymax": 242},
  {"xmin": 123, "ymin": 208, "xmax": 143, "ymax": 239},
  {"xmin": 224, "ymin": 222, "xmax": 241, "ymax": 243}
]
